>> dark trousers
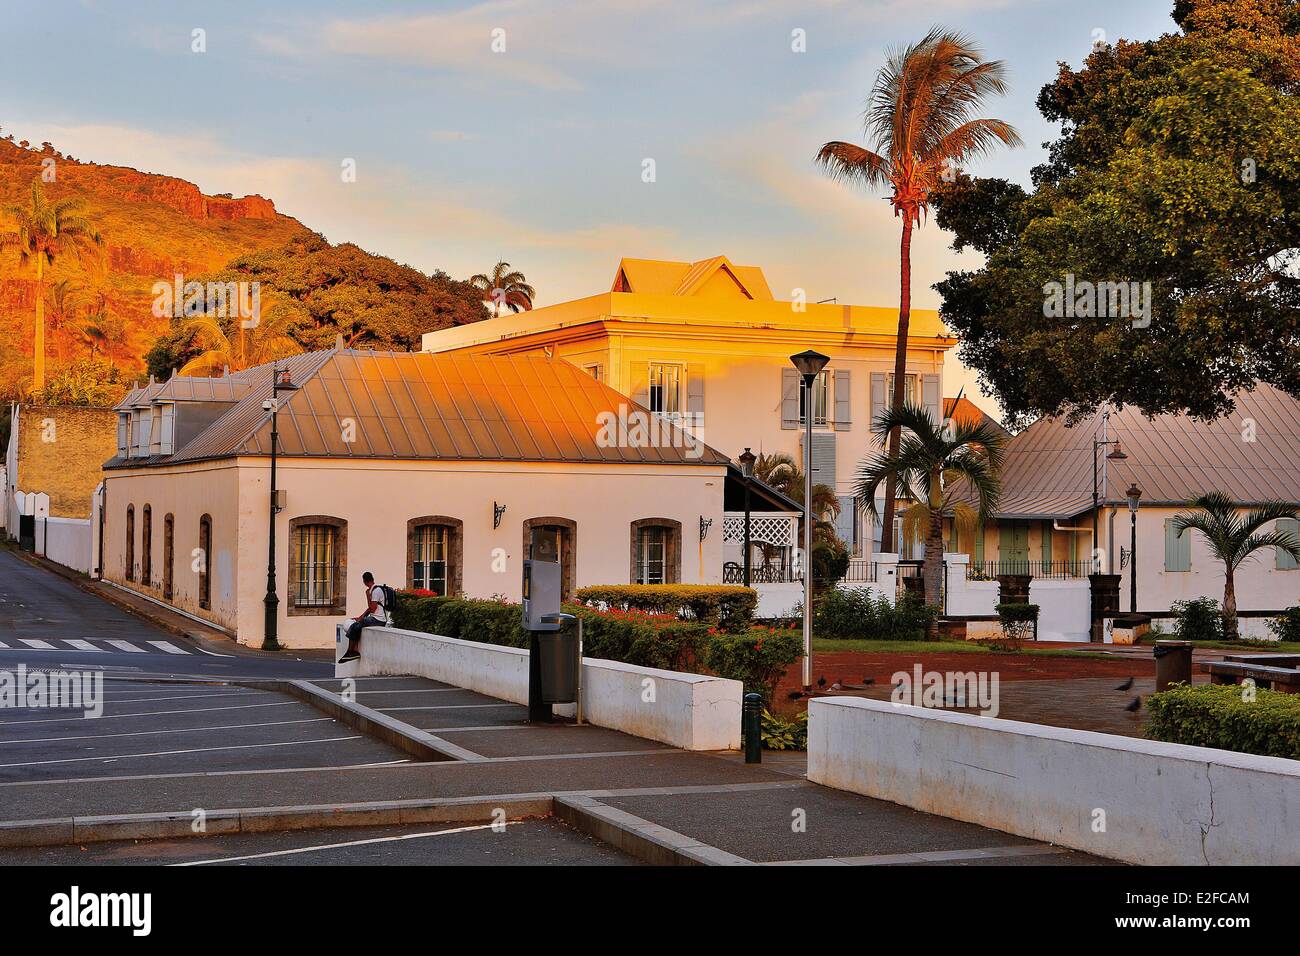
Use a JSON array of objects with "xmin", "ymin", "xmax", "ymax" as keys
[{"xmin": 347, "ymin": 615, "xmax": 384, "ymax": 643}]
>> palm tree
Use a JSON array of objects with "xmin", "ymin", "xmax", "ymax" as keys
[
  {"xmin": 857, "ymin": 402, "xmax": 1006, "ymax": 639},
  {"xmin": 751, "ymin": 450, "xmax": 843, "ymax": 583},
  {"xmin": 46, "ymin": 278, "xmax": 83, "ymax": 361},
  {"xmin": 469, "ymin": 261, "xmax": 535, "ymax": 316},
  {"xmin": 816, "ymin": 28, "xmax": 1019, "ymax": 554},
  {"xmin": 179, "ymin": 300, "xmax": 302, "ymax": 376},
  {"xmin": 1172, "ymin": 493, "xmax": 1300, "ymax": 641},
  {"xmin": 0, "ymin": 179, "xmax": 102, "ymax": 392}
]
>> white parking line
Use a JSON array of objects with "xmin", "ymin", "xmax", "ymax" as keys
[
  {"xmin": 18, "ymin": 639, "xmax": 54, "ymax": 650},
  {"xmin": 0, "ymin": 640, "xmax": 8, "ymax": 648},
  {"xmin": 0, "ymin": 701, "xmax": 299, "ymax": 726},
  {"xmin": 0, "ymin": 717, "xmax": 333, "ymax": 745},
  {"xmin": 106, "ymin": 641, "xmax": 147, "ymax": 653},
  {"xmin": 146, "ymin": 641, "xmax": 189, "ymax": 655},
  {"xmin": 62, "ymin": 640, "xmax": 104, "ymax": 652},
  {"xmin": 172, "ymin": 821, "xmax": 521, "ymax": 866},
  {"xmin": 98, "ymin": 691, "xmax": 269, "ymax": 704},
  {"xmin": 380, "ymin": 703, "xmax": 523, "ymax": 712},
  {"xmin": 0, "ymin": 735, "xmax": 364, "ymax": 769}
]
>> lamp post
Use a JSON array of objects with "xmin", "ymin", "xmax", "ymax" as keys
[
  {"xmin": 1126, "ymin": 482, "xmax": 1142, "ymax": 613},
  {"xmin": 1092, "ymin": 438, "xmax": 1127, "ymax": 571},
  {"xmin": 739, "ymin": 447, "xmax": 755, "ymax": 587},
  {"xmin": 790, "ymin": 349, "xmax": 829, "ymax": 693},
  {"xmin": 262, "ymin": 365, "xmax": 298, "ymax": 651}
]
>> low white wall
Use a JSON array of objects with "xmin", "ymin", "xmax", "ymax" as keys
[
  {"xmin": 1029, "ymin": 578, "xmax": 1092, "ymax": 642},
  {"xmin": 43, "ymin": 517, "xmax": 92, "ymax": 574},
  {"xmin": 339, "ymin": 625, "xmax": 742, "ymax": 751},
  {"xmin": 1149, "ymin": 616, "xmax": 1281, "ymax": 641},
  {"xmin": 754, "ymin": 582, "xmax": 803, "ymax": 618},
  {"xmin": 808, "ymin": 696, "xmax": 1300, "ymax": 866}
]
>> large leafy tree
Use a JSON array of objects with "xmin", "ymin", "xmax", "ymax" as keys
[
  {"xmin": 857, "ymin": 403, "xmax": 1006, "ymax": 638},
  {"xmin": 936, "ymin": 0, "xmax": 1300, "ymax": 426},
  {"xmin": 0, "ymin": 179, "xmax": 102, "ymax": 393},
  {"xmin": 816, "ymin": 28, "xmax": 1019, "ymax": 549},
  {"xmin": 178, "ymin": 299, "xmax": 303, "ymax": 376},
  {"xmin": 469, "ymin": 261, "xmax": 535, "ymax": 316},
  {"xmin": 1173, "ymin": 493, "xmax": 1300, "ymax": 640}
]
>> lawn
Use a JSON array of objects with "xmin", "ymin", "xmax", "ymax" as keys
[
  {"xmin": 810, "ymin": 638, "xmax": 1112, "ymax": 658},
  {"xmin": 1181, "ymin": 639, "xmax": 1300, "ymax": 654}
]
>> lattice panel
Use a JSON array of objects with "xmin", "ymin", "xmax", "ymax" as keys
[{"xmin": 723, "ymin": 514, "xmax": 795, "ymax": 547}]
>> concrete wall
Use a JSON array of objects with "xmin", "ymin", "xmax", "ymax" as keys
[
  {"xmin": 944, "ymin": 555, "xmax": 1000, "ymax": 617},
  {"xmin": 344, "ymin": 625, "xmax": 743, "ymax": 751},
  {"xmin": 43, "ymin": 516, "xmax": 92, "ymax": 574},
  {"xmin": 12, "ymin": 404, "xmax": 116, "ymax": 518},
  {"xmin": 807, "ymin": 696, "xmax": 1300, "ymax": 866},
  {"xmin": 1029, "ymin": 578, "xmax": 1092, "ymax": 642}
]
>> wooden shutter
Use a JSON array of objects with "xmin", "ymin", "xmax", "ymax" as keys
[
  {"xmin": 1276, "ymin": 518, "xmax": 1299, "ymax": 570},
  {"xmin": 805, "ymin": 432, "xmax": 836, "ymax": 487},
  {"xmin": 922, "ymin": 373, "xmax": 941, "ymax": 425},
  {"xmin": 116, "ymin": 414, "xmax": 127, "ymax": 455},
  {"xmin": 631, "ymin": 363, "xmax": 649, "ymax": 409},
  {"xmin": 1164, "ymin": 519, "xmax": 1191, "ymax": 572},
  {"xmin": 160, "ymin": 404, "xmax": 175, "ymax": 455},
  {"xmin": 686, "ymin": 365, "xmax": 705, "ymax": 416},
  {"xmin": 780, "ymin": 367, "xmax": 799, "ymax": 430},
  {"xmin": 870, "ymin": 372, "xmax": 887, "ymax": 432},
  {"xmin": 974, "ymin": 525, "xmax": 985, "ymax": 564},
  {"xmin": 1040, "ymin": 520, "xmax": 1053, "ymax": 564},
  {"xmin": 834, "ymin": 495, "xmax": 857, "ymax": 552},
  {"xmin": 833, "ymin": 370, "xmax": 851, "ymax": 432}
]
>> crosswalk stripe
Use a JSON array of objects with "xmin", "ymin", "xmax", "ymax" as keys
[
  {"xmin": 0, "ymin": 640, "xmax": 8, "ymax": 649},
  {"xmin": 147, "ymin": 640, "xmax": 190, "ymax": 655},
  {"xmin": 19, "ymin": 639, "xmax": 55, "ymax": 650},
  {"xmin": 63, "ymin": 639, "xmax": 105, "ymax": 652},
  {"xmin": 106, "ymin": 641, "xmax": 147, "ymax": 653}
]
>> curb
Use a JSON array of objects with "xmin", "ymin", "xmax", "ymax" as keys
[
  {"xmin": 0, "ymin": 794, "xmax": 554, "ymax": 849},
  {"xmin": 553, "ymin": 794, "xmax": 753, "ymax": 866},
  {"xmin": 235, "ymin": 678, "xmax": 486, "ymax": 763}
]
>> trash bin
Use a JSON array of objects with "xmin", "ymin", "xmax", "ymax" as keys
[
  {"xmin": 1153, "ymin": 640, "xmax": 1193, "ymax": 692},
  {"xmin": 538, "ymin": 630, "xmax": 579, "ymax": 704}
]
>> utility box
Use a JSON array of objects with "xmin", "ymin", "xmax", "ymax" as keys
[
  {"xmin": 539, "ymin": 628, "xmax": 579, "ymax": 703},
  {"xmin": 522, "ymin": 560, "xmax": 562, "ymax": 631}
]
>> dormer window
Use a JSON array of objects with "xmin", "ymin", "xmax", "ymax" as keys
[{"xmin": 116, "ymin": 413, "xmax": 129, "ymax": 456}]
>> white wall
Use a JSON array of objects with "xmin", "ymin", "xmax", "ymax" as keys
[
  {"xmin": 44, "ymin": 517, "xmax": 92, "ymax": 574},
  {"xmin": 943, "ymin": 554, "xmax": 999, "ymax": 617},
  {"xmin": 1029, "ymin": 578, "xmax": 1092, "ymax": 642},
  {"xmin": 808, "ymin": 696, "xmax": 1300, "ymax": 866},
  {"xmin": 342, "ymin": 625, "xmax": 743, "ymax": 751}
]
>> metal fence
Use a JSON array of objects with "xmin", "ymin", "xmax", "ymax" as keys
[{"xmin": 966, "ymin": 560, "xmax": 1095, "ymax": 580}]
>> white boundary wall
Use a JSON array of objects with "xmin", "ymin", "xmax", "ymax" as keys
[
  {"xmin": 43, "ymin": 517, "xmax": 92, "ymax": 574},
  {"xmin": 808, "ymin": 696, "xmax": 1300, "ymax": 865},
  {"xmin": 338, "ymin": 625, "xmax": 742, "ymax": 751},
  {"xmin": 1029, "ymin": 578, "xmax": 1092, "ymax": 642}
]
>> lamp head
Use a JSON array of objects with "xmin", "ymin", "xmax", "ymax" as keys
[
  {"xmin": 1106, "ymin": 442, "xmax": 1128, "ymax": 461},
  {"xmin": 738, "ymin": 447, "xmax": 756, "ymax": 478},
  {"xmin": 789, "ymin": 349, "xmax": 830, "ymax": 380},
  {"xmin": 1126, "ymin": 482, "xmax": 1142, "ymax": 513}
]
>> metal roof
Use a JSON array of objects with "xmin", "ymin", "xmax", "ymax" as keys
[
  {"xmin": 149, "ymin": 373, "xmax": 253, "ymax": 404},
  {"xmin": 108, "ymin": 348, "xmax": 732, "ymax": 469}
]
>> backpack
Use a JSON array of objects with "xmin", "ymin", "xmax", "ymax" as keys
[{"xmin": 378, "ymin": 584, "xmax": 398, "ymax": 614}]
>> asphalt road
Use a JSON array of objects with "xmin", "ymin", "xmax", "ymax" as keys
[{"xmin": 0, "ymin": 548, "xmax": 331, "ymax": 681}]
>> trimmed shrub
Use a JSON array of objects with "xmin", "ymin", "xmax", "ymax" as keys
[
  {"xmin": 1171, "ymin": 597, "xmax": 1224, "ymax": 642},
  {"xmin": 1146, "ymin": 683, "xmax": 1300, "ymax": 759},
  {"xmin": 392, "ymin": 591, "xmax": 450, "ymax": 633},
  {"xmin": 574, "ymin": 584, "xmax": 757, "ymax": 632},
  {"xmin": 1267, "ymin": 607, "xmax": 1300, "ymax": 643},
  {"xmin": 814, "ymin": 588, "xmax": 937, "ymax": 641},
  {"xmin": 994, "ymin": 602, "xmax": 1039, "ymax": 651},
  {"xmin": 701, "ymin": 628, "xmax": 802, "ymax": 703},
  {"xmin": 564, "ymin": 605, "xmax": 707, "ymax": 671}
]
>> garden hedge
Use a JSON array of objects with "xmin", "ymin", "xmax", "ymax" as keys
[
  {"xmin": 574, "ymin": 584, "xmax": 757, "ymax": 632},
  {"xmin": 1145, "ymin": 683, "xmax": 1300, "ymax": 759}
]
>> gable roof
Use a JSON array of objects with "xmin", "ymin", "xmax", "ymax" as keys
[
  {"xmin": 611, "ymin": 255, "xmax": 774, "ymax": 300},
  {"xmin": 990, "ymin": 384, "xmax": 1300, "ymax": 519},
  {"xmin": 944, "ymin": 395, "xmax": 1006, "ymax": 436},
  {"xmin": 107, "ymin": 349, "xmax": 732, "ymax": 469}
]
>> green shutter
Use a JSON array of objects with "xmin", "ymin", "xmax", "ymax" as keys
[
  {"xmin": 974, "ymin": 525, "xmax": 985, "ymax": 564},
  {"xmin": 1277, "ymin": 518, "xmax": 1300, "ymax": 570},
  {"xmin": 1040, "ymin": 520, "xmax": 1053, "ymax": 566},
  {"xmin": 1164, "ymin": 519, "xmax": 1191, "ymax": 572}
]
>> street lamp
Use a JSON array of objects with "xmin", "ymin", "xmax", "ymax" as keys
[
  {"xmin": 1092, "ymin": 438, "xmax": 1127, "ymax": 571},
  {"xmin": 739, "ymin": 447, "xmax": 756, "ymax": 587},
  {"xmin": 1126, "ymin": 482, "xmax": 1142, "ymax": 613},
  {"xmin": 790, "ymin": 349, "xmax": 829, "ymax": 693},
  {"xmin": 263, "ymin": 365, "xmax": 298, "ymax": 651}
]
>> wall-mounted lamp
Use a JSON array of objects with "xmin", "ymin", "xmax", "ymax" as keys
[
  {"xmin": 699, "ymin": 516, "xmax": 712, "ymax": 541},
  {"xmin": 493, "ymin": 501, "xmax": 507, "ymax": 529}
]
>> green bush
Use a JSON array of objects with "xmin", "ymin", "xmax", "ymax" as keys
[
  {"xmin": 701, "ymin": 628, "xmax": 802, "ymax": 703},
  {"xmin": 1267, "ymin": 607, "xmax": 1300, "ymax": 643},
  {"xmin": 392, "ymin": 591, "xmax": 450, "ymax": 633},
  {"xmin": 565, "ymin": 605, "xmax": 707, "ymax": 671},
  {"xmin": 994, "ymin": 602, "xmax": 1039, "ymax": 651},
  {"xmin": 760, "ymin": 709, "xmax": 808, "ymax": 751},
  {"xmin": 574, "ymin": 584, "xmax": 757, "ymax": 632},
  {"xmin": 810, "ymin": 540, "xmax": 850, "ymax": 589},
  {"xmin": 813, "ymin": 588, "xmax": 937, "ymax": 641},
  {"xmin": 1146, "ymin": 683, "xmax": 1300, "ymax": 759},
  {"xmin": 1171, "ymin": 597, "xmax": 1225, "ymax": 641}
]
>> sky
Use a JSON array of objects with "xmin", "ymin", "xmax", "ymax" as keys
[{"xmin": 0, "ymin": 0, "xmax": 1179, "ymax": 416}]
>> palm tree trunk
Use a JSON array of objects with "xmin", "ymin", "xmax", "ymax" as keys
[
  {"xmin": 924, "ymin": 495, "xmax": 944, "ymax": 641},
  {"xmin": 880, "ymin": 218, "xmax": 913, "ymax": 554},
  {"xmin": 33, "ymin": 255, "xmax": 46, "ymax": 393},
  {"xmin": 1223, "ymin": 569, "xmax": 1239, "ymax": 640}
]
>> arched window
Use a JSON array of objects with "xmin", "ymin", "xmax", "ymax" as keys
[
  {"xmin": 198, "ymin": 514, "xmax": 212, "ymax": 610},
  {"xmin": 407, "ymin": 516, "xmax": 463, "ymax": 596},
  {"xmin": 289, "ymin": 516, "xmax": 347, "ymax": 615},
  {"xmin": 125, "ymin": 505, "xmax": 135, "ymax": 582},
  {"xmin": 523, "ymin": 517, "xmax": 576, "ymax": 600},
  {"xmin": 141, "ymin": 505, "xmax": 152, "ymax": 587},
  {"xmin": 630, "ymin": 518, "xmax": 682, "ymax": 584},
  {"xmin": 163, "ymin": 514, "xmax": 175, "ymax": 601}
]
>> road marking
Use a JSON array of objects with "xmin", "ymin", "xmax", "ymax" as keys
[
  {"xmin": 0, "ymin": 735, "xmax": 364, "ymax": 769},
  {"xmin": 97, "ymin": 691, "xmax": 269, "ymax": 704},
  {"xmin": 765, "ymin": 844, "xmax": 1076, "ymax": 866},
  {"xmin": 62, "ymin": 640, "xmax": 104, "ymax": 652},
  {"xmin": 146, "ymin": 641, "xmax": 190, "ymax": 655},
  {"xmin": 105, "ymin": 641, "xmax": 147, "ymax": 653},
  {"xmin": 379, "ymin": 703, "xmax": 523, "ymax": 712},
  {"xmin": 0, "ymin": 700, "xmax": 299, "ymax": 726},
  {"xmin": 0, "ymin": 717, "xmax": 334, "ymax": 745},
  {"xmin": 171, "ymin": 821, "xmax": 522, "ymax": 866},
  {"xmin": 0, "ymin": 640, "xmax": 8, "ymax": 648},
  {"xmin": 18, "ymin": 639, "xmax": 55, "ymax": 650}
]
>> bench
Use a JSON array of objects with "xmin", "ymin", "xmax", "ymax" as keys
[{"xmin": 1204, "ymin": 660, "xmax": 1300, "ymax": 693}]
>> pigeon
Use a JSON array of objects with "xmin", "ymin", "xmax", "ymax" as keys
[
  {"xmin": 1115, "ymin": 676, "xmax": 1134, "ymax": 691},
  {"xmin": 830, "ymin": 682, "xmax": 843, "ymax": 691},
  {"xmin": 1124, "ymin": 696, "xmax": 1141, "ymax": 712},
  {"xmin": 862, "ymin": 677, "xmax": 874, "ymax": 686},
  {"xmin": 817, "ymin": 675, "xmax": 827, "ymax": 689},
  {"xmin": 787, "ymin": 690, "xmax": 805, "ymax": 701}
]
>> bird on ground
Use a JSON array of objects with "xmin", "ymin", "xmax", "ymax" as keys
[
  {"xmin": 817, "ymin": 675, "xmax": 827, "ymax": 689},
  {"xmin": 1115, "ymin": 676, "xmax": 1134, "ymax": 691},
  {"xmin": 787, "ymin": 690, "xmax": 805, "ymax": 701},
  {"xmin": 1124, "ymin": 697, "xmax": 1141, "ymax": 712}
]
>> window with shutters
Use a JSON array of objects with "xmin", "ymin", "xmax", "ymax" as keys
[
  {"xmin": 407, "ymin": 517, "xmax": 463, "ymax": 595},
  {"xmin": 888, "ymin": 373, "xmax": 919, "ymax": 407},
  {"xmin": 289, "ymin": 516, "xmax": 348, "ymax": 615},
  {"xmin": 648, "ymin": 363, "xmax": 682, "ymax": 416},
  {"xmin": 630, "ymin": 519, "xmax": 681, "ymax": 584},
  {"xmin": 800, "ymin": 370, "xmax": 829, "ymax": 426},
  {"xmin": 1277, "ymin": 518, "xmax": 1300, "ymax": 570},
  {"xmin": 1164, "ymin": 519, "xmax": 1191, "ymax": 572}
]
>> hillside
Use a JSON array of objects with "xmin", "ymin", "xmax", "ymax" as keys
[{"xmin": 0, "ymin": 132, "xmax": 488, "ymax": 398}]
